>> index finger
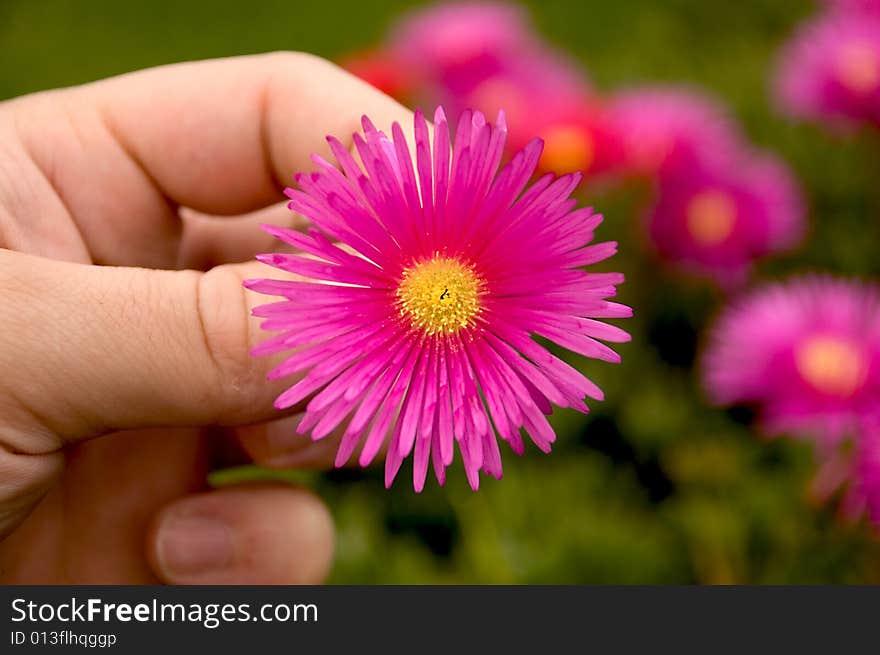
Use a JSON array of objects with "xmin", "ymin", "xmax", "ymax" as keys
[{"xmin": 90, "ymin": 51, "xmax": 414, "ymax": 215}]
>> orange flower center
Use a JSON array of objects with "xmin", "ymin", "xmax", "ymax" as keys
[
  {"xmin": 685, "ymin": 190, "xmax": 736, "ymax": 246},
  {"xmin": 540, "ymin": 124, "xmax": 595, "ymax": 174},
  {"xmin": 836, "ymin": 41, "xmax": 880, "ymax": 95},
  {"xmin": 795, "ymin": 335, "xmax": 867, "ymax": 398}
]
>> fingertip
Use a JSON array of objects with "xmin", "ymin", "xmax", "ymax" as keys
[{"xmin": 147, "ymin": 485, "xmax": 334, "ymax": 585}]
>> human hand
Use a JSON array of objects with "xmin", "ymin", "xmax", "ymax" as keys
[{"xmin": 0, "ymin": 53, "xmax": 412, "ymax": 584}]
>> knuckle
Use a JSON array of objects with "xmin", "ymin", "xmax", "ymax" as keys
[
  {"xmin": 0, "ymin": 134, "xmax": 37, "ymax": 233},
  {"xmin": 0, "ymin": 449, "xmax": 64, "ymax": 541},
  {"xmin": 195, "ymin": 265, "xmax": 261, "ymax": 422},
  {"xmin": 260, "ymin": 50, "xmax": 330, "ymax": 71}
]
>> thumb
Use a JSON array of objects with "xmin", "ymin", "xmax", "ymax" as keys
[
  {"xmin": 0, "ymin": 248, "xmax": 286, "ymax": 536},
  {"xmin": 0, "ymin": 249, "xmax": 284, "ymax": 446}
]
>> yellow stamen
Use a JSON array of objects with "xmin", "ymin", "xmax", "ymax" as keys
[
  {"xmin": 795, "ymin": 335, "xmax": 867, "ymax": 398},
  {"xmin": 686, "ymin": 190, "xmax": 736, "ymax": 246},
  {"xmin": 397, "ymin": 256, "xmax": 484, "ymax": 335},
  {"xmin": 836, "ymin": 41, "xmax": 880, "ymax": 95},
  {"xmin": 540, "ymin": 124, "xmax": 595, "ymax": 174}
]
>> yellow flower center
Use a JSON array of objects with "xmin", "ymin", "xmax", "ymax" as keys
[
  {"xmin": 686, "ymin": 190, "xmax": 736, "ymax": 246},
  {"xmin": 836, "ymin": 40, "xmax": 880, "ymax": 95},
  {"xmin": 396, "ymin": 256, "xmax": 484, "ymax": 335},
  {"xmin": 795, "ymin": 335, "xmax": 867, "ymax": 398},
  {"xmin": 540, "ymin": 124, "xmax": 595, "ymax": 174}
]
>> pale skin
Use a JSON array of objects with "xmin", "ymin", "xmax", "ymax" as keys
[{"xmin": 0, "ymin": 53, "xmax": 414, "ymax": 583}]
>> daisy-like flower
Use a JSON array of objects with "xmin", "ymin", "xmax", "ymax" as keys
[
  {"xmin": 388, "ymin": 1, "xmax": 538, "ymax": 90},
  {"xmin": 702, "ymin": 276, "xmax": 880, "ymax": 444},
  {"xmin": 775, "ymin": 10, "xmax": 880, "ymax": 128},
  {"xmin": 244, "ymin": 108, "xmax": 631, "ymax": 491},
  {"xmin": 646, "ymin": 153, "xmax": 805, "ymax": 285},
  {"xmin": 384, "ymin": 0, "xmax": 617, "ymax": 179},
  {"xmin": 824, "ymin": 0, "xmax": 880, "ymax": 19},
  {"xmin": 404, "ymin": 32, "xmax": 605, "ymax": 175},
  {"xmin": 841, "ymin": 419, "xmax": 880, "ymax": 527},
  {"xmin": 607, "ymin": 86, "xmax": 743, "ymax": 177},
  {"xmin": 811, "ymin": 417, "xmax": 880, "ymax": 530},
  {"xmin": 487, "ymin": 87, "xmax": 623, "ymax": 180},
  {"xmin": 341, "ymin": 48, "xmax": 414, "ymax": 99}
]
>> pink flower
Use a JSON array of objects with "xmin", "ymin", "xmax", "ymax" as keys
[
  {"xmin": 775, "ymin": 10, "xmax": 880, "ymax": 128},
  {"xmin": 842, "ymin": 419, "xmax": 880, "ymax": 526},
  {"xmin": 384, "ymin": 1, "xmax": 617, "ymax": 179},
  {"xmin": 811, "ymin": 417, "xmax": 880, "ymax": 530},
  {"xmin": 607, "ymin": 86, "xmax": 743, "ymax": 177},
  {"xmin": 342, "ymin": 3, "xmax": 545, "ymax": 107},
  {"xmin": 824, "ymin": 0, "xmax": 880, "ymax": 19},
  {"xmin": 245, "ymin": 108, "xmax": 631, "ymax": 491},
  {"xmin": 702, "ymin": 276, "xmax": 880, "ymax": 444},
  {"xmin": 341, "ymin": 48, "xmax": 414, "ymax": 99},
  {"xmin": 468, "ymin": 80, "xmax": 621, "ymax": 179},
  {"xmin": 387, "ymin": 1, "xmax": 538, "ymax": 92},
  {"xmin": 646, "ymin": 153, "xmax": 805, "ymax": 285}
]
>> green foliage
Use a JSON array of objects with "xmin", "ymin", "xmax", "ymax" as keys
[{"xmin": 4, "ymin": 0, "xmax": 879, "ymax": 582}]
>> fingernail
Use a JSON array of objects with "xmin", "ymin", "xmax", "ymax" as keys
[{"xmin": 156, "ymin": 515, "xmax": 234, "ymax": 578}]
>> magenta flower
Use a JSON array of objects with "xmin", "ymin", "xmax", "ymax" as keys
[
  {"xmin": 824, "ymin": 0, "xmax": 880, "ymax": 18},
  {"xmin": 341, "ymin": 48, "xmax": 414, "ymax": 99},
  {"xmin": 775, "ymin": 11, "xmax": 880, "ymax": 128},
  {"xmin": 384, "ymin": 0, "xmax": 617, "ymax": 179},
  {"xmin": 607, "ymin": 86, "xmax": 743, "ymax": 177},
  {"xmin": 498, "ymin": 91, "xmax": 623, "ymax": 180},
  {"xmin": 388, "ymin": 1, "xmax": 539, "ymax": 98},
  {"xmin": 646, "ymin": 153, "xmax": 805, "ymax": 285},
  {"xmin": 702, "ymin": 276, "xmax": 880, "ymax": 444},
  {"xmin": 442, "ymin": 49, "xmax": 623, "ymax": 180},
  {"xmin": 342, "ymin": 3, "xmax": 543, "ymax": 108},
  {"xmin": 811, "ymin": 417, "xmax": 880, "ymax": 530},
  {"xmin": 245, "ymin": 108, "xmax": 631, "ymax": 491},
  {"xmin": 842, "ymin": 420, "xmax": 880, "ymax": 527},
  {"xmin": 463, "ymin": 78, "xmax": 621, "ymax": 179},
  {"xmin": 399, "ymin": 29, "xmax": 603, "ymax": 175}
]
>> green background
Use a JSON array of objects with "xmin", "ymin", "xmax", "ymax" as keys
[{"xmin": 4, "ymin": 0, "xmax": 880, "ymax": 582}]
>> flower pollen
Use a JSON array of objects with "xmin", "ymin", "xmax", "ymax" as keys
[{"xmin": 397, "ymin": 256, "xmax": 483, "ymax": 335}]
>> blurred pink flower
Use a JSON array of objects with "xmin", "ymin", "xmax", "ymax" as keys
[
  {"xmin": 341, "ymin": 48, "xmax": 414, "ymax": 99},
  {"xmin": 245, "ymin": 107, "xmax": 630, "ymax": 491},
  {"xmin": 455, "ymin": 46, "xmax": 591, "ymax": 123},
  {"xmin": 646, "ymin": 153, "xmax": 805, "ymax": 285},
  {"xmin": 388, "ymin": 1, "xmax": 537, "ymax": 81},
  {"xmin": 842, "ymin": 419, "xmax": 880, "ymax": 526},
  {"xmin": 464, "ymin": 74, "xmax": 620, "ymax": 176},
  {"xmin": 531, "ymin": 102, "xmax": 623, "ymax": 179},
  {"xmin": 457, "ymin": 53, "xmax": 621, "ymax": 178},
  {"xmin": 702, "ymin": 276, "xmax": 880, "ymax": 444},
  {"xmin": 387, "ymin": 1, "xmax": 554, "ymax": 114},
  {"xmin": 775, "ymin": 10, "xmax": 880, "ymax": 128},
  {"xmin": 607, "ymin": 86, "xmax": 744, "ymax": 177},
  {"xmin": 811, "ymin": 416, "xmax": 880, "ymax": 530},
  {"xmin": 385, "ymin": 1, "xmax": 619, "ymax": 178},
  {"xmin": 824, "ymin": 0, "xmax": 880, "ymax": 18}
]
